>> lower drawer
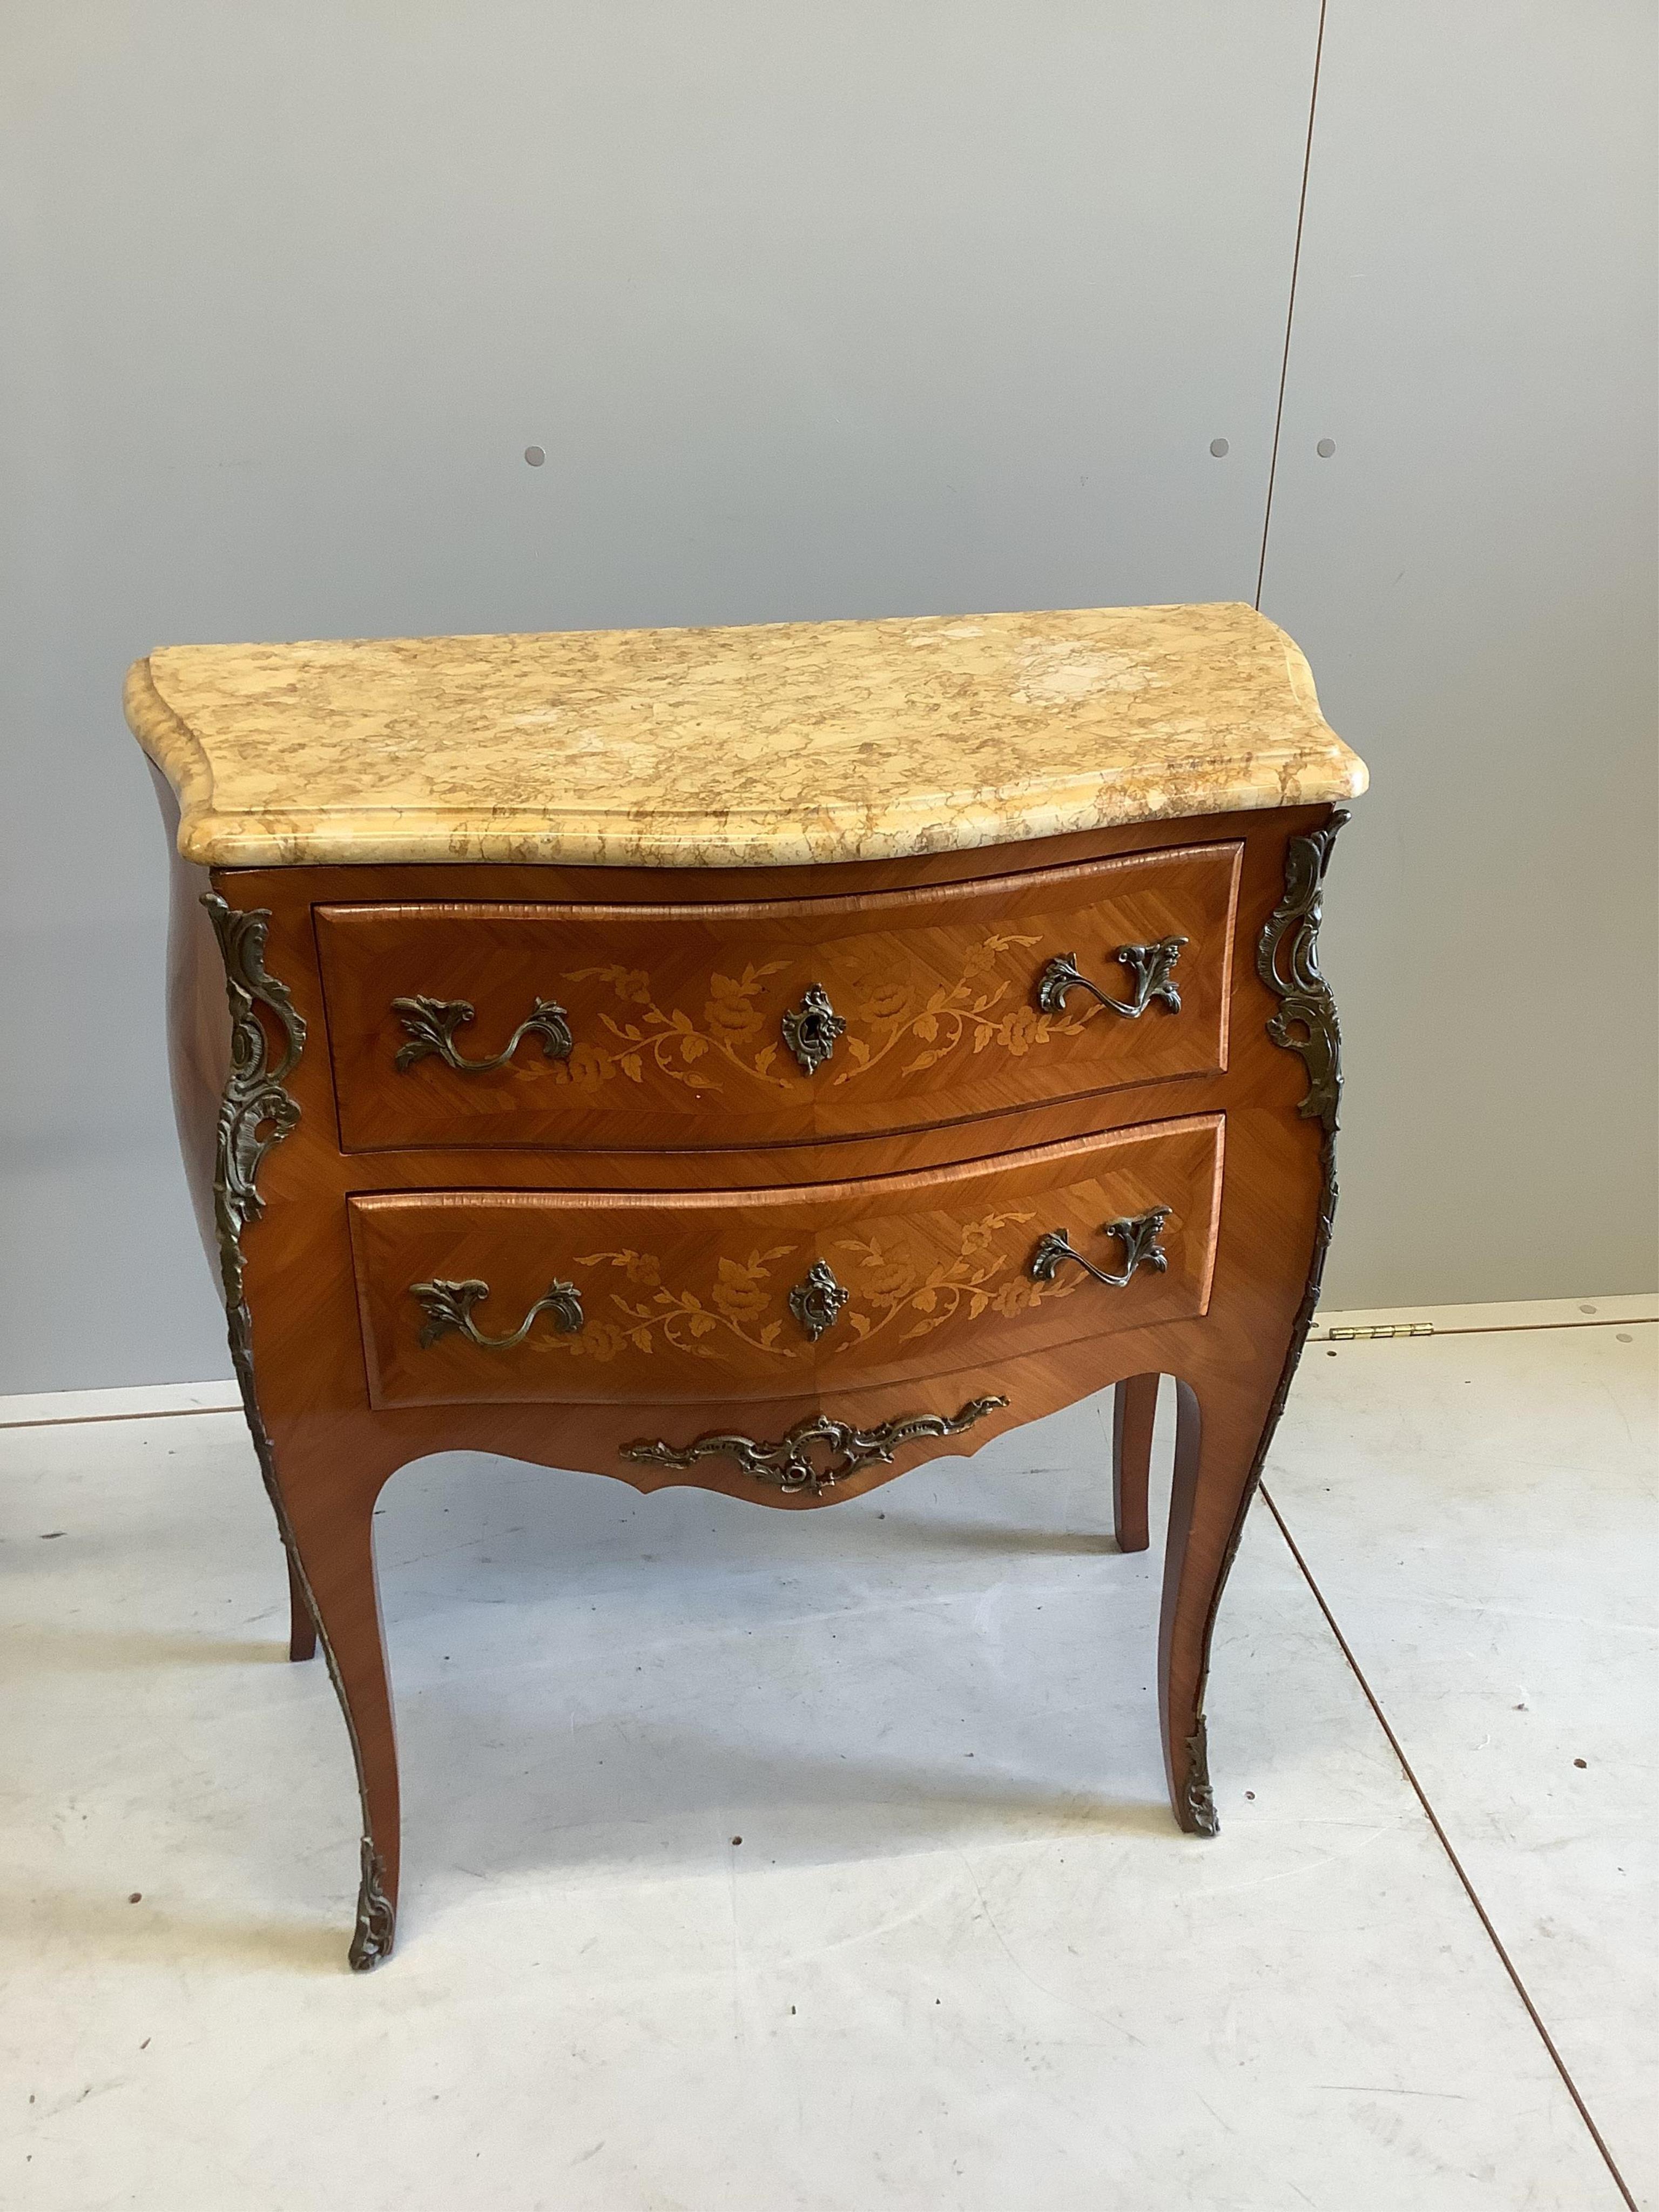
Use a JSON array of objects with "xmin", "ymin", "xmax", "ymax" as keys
[{"xmin": 348, "ymin": 1114, "xmax": 1224, "ymax": 1410}]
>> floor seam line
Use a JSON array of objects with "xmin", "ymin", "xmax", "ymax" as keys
[
  {"xmin": 1313, "ymin": 1316, "xmax": 1656, "ymax": 1343},
  {"xmin": 0, "ymin": 1405, "xmax": 239, "ymax": 1432},
  {"xmin": 1258, "ymin": 1480, "xmax": 1638, "ymax": 2212}
]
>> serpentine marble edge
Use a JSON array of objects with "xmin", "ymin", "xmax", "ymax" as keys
[{"xmin": 125, "ymin": 601, "xmax": 1366, "ymax": 869}]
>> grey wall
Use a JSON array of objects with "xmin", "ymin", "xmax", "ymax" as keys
[
  {"xmin": 1263, "ymin": 0, "xmax": 1658, "ymax": 1308},
  {"xmin": 1, "ymin": 2, "xmax": 1653, "ymax": 1393}
]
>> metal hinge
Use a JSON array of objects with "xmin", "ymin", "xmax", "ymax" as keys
[{"xmin": 1326, "ymin": 1323, "xmax": 1435, "ymax": 1341}]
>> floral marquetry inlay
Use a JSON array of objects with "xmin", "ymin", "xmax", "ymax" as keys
[
  {"xmin": 534, "ymin": 1209, "xmax": 1086, "ymax": 1368},
  {"xmin": 830, "ymin": 934, "xmax": 1103, "ymax": 1087},
  {"xmin": 833, "ymin": 1208, "xmax": 1082, "ymax": 1346},
  {"xmin": 505, "ymin": 935, "xmax": 1118, "ymax": 1101},
  {"xmin": 570, "ymin": 1245, "xmax": 808, "ymax": 1363},
  {"xmin": 557, "ymin": 962, "xmax": 792, "ymax": 1094},
  {"xmin": 401, "ymin": 933, "xmax": 1131, "ymax": 1104}
]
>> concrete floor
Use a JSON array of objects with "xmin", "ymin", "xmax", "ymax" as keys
[{"xmin": 3, "ymin": 1306, "xmax": 1653, "ymax": 2211}]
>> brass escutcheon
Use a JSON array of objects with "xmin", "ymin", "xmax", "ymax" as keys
[
  {"xmin": 780, "ymin": 983, "xmax": 846, "ymax": 1076},
  {"xmin": 788, "ymin": 1260, "xmax": 851, "ymax": 1341}
]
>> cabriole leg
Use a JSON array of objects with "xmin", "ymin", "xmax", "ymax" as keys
[
  {"xmin": 271, "ymin": 1431, "xmax": 402, "ymax": 1971},
  {"xmin": 1158, "ymin": 1367, "xmax": 1287, "ymax": 1836},
  {"xmin": 1111, "ymin": 1373, "xmax": 1158, "ymax": 1553}
]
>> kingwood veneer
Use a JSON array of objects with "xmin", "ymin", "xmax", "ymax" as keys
[{"xmin": 129, "ymin": 601, "xmax": 1367, "ymax": 1969}]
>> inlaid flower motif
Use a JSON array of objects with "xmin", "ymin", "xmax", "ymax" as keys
[
  {"xmin": 856, "ymin": 979, "xmax": 914, "ymax": 1022},
  {"xmin": 579, "ymin": 1320, "xmax": 629, "ymax": 1364},
  {"xmin": 848, "ymin": 1244, "xmax": 918, "ymax": 1300},
  {"xmin": 1001, "ymin": 1005, "xmax": 1041, "ymax": 1057},
  {"xmin": 703, "ymin": 972, "xmax": 766, "ymax": 1041},
  {"xmin": 575, "ymin": 1245, "xmax": 660, "ymax": 1287},
  {"xmin": 574, "ymin": 1243, "xmax": 798, "ymax": 1358},
  {"xmin": 828, "ymin": 931, "xmax": 1077, "ymax": 1088},
  {"xmin": 991, "ymin": 1278, "xmax": 1034, "ymax": 1317},
  {"xmin": 960, "ymin": 938, "xmax": 1006, "ymax": 982},
  {"xmin": 565, "ymin": 1041, "xmax": 609, "ymax": 1088},
  {"xmin": 565, "ymin": 960, "xmax": 790, "ymax": 1094},
  {"xmin": 709, "ymin": 1254, "xmax": 774, "ymax": 1322}
]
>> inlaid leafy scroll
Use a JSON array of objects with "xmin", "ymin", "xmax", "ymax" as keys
[
  {"xmin": 489, "ymin": 1206, "xmax": 1089, "ymax": 1368},
  {"xmin": 827, "ymin": 933, "xmax": 1102, "ymax": 1084},
  {"xmin": 456, "ymin": 933, "xmax": 1115, "ymax": 1100},
  {"xmin": 557, "ymin": 961, "xmax": 792, "ymax": 1093}
]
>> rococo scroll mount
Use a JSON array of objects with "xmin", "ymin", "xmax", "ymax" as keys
[{"xmin": 622, "ymin": 1397, "xmax": 1009, "ymax": 1498}]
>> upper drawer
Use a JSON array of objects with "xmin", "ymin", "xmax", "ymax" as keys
[
  {"xmin": 347, "ymin": 1112, "xmax": 1224, "ymax": 1411},
  {"xmin": 316, "ymin": 842, "xmax": 1240, "ymax": 1152}
]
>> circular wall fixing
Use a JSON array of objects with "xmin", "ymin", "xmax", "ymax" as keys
[
  {"xmin": 524, "ymin": 445, "xmax": 546, "ymax": 467},
  {"xmin": 1316, "ymin": 437, "xmax": 1337, "ymax": 458},
  {"xmin": 1209, "ymin": 438, "xmax": 1230, "ymax": 457}
]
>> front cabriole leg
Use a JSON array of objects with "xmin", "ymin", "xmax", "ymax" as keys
[
  {"xmin": 271, "ymin": 1426, "xmax": 404, "ymax": 1970},
  {"xmin": 203, "ymin": 892, "xmax": 400, "ymax": 1968},
  {"xmin": 1160, "ymin": 813, "xmax": 1348, "ymax": 1833}
]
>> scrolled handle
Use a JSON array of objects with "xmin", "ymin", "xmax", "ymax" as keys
[
  {"xmin": 1029, "ymin": 1208, "xmax": 1170, "ymax": 1290},
  {"xmin": 392, "ymin": 994, "xmax": 573, "ymax": 1073},
  {"xmin": 1036, "ymin": 936, "xmax": 1188, "ymax": 1019},
  {"xmin": 409, "ymin": 1275, "xmax": 585, "ymax": 1351}
]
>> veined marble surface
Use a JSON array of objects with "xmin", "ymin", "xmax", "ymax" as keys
[{"xmin": 126, "ymin": 602, "xmax": 1366, "ymax": 869}]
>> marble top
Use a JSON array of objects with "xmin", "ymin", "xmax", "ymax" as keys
[{"xmin": 126, "ymin": 602, "xmax": 1366, "ymax": 869}]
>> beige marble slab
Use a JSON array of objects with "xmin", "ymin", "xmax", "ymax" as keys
[{"xmin": 125, "ymin": 602, "xmax": 1366, "ymax": 869}]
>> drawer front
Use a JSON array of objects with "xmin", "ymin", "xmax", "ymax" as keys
[
  {"xmin": 317, "ymin": 843, "xmax": 1239, "ymax": 1152},
  {"xmin": 348, "ymin": 1113, "xmax": 1223, "ymax": 1410}
]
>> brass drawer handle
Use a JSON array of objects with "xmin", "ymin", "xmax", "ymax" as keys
[
  {"xmin": 1036, "ymin": 936, "xmax": 1187, "ymax": 1019},
  {"xmin": 410, "ymin": 1274, "xmax": 585, "ymax": 1350},
  {"xmin": 622, "ymin": 1394, "xmax": 1008, "ymax": 1497},
  {"xmin": 392, "ymin": 994, "xmax": 574, "ymax": 1073},
  {"xmin": 781, "ymin": 983, "xmax": 846, "ymax": 1075},
  {"xmin": 1029, "ymin": 1208, "xmax": 1170, "ymax": 1290}
]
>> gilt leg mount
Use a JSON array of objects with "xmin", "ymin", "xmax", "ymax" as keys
[
  {"xmin": 1181, "ymin": 1718, "xmax": 1219, "ymax": 1838},
  {"xmin": 349, "ymin": 1840, "xmax": 397, "ymax": 1972}
]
